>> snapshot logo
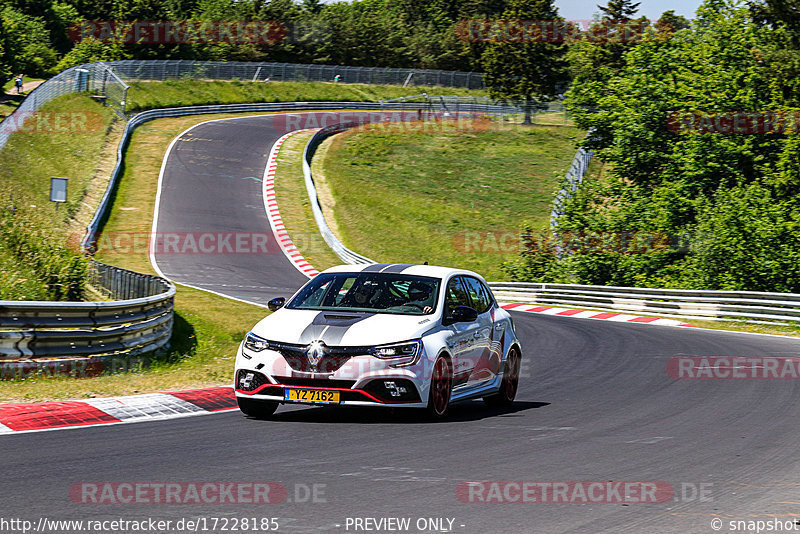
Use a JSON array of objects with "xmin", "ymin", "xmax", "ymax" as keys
[
  {"xmin": 453, "ymin": 230, "xmax": 681, "ymax": 255},
  {"xmin": 69, "ymin": 21, "xmax": 286, "ymax": 45},
  {"xmin": 456, "ymin": 19, "xmax": 659, "ymax": 43},
  {"xmin": 456, "ymin": 481, "xmax": 675, "ymax": 503},
  {"xmin": 0, "ymin": 111, "xmax": 104, "ymax": 134},
  {"xmin": 667, "ymin": 357, "xmax": 800, "ymax": 379},
  {"xmin": 667, "ymin": 111, "xmax": 800, "ymax": 135}
]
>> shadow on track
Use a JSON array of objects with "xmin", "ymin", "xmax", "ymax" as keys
[{"xmin": 245, "ymin": 400, "xmax": 549, "ymax": 424}]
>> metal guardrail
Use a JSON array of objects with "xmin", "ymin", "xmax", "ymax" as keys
[
  {"xmin": 303, "ymin": 122, "xmax": 376, "ymax": 264},
  {"xmin": 487, "ymin": 282, "xmax": 800, "ymax": 323},
  {"xmin": 551, "ymin": 145, "xmax": 593, "ymax": 232},
  {"xmin": 298, "ymin": 107, "xmax": 529, "ymax": 265},
  {"xmin": 0, "ymin": 262, "xmax": 175, "ymax": 367}
]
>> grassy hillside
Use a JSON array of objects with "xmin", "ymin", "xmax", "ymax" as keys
[{"xmin": 319, "ymin": 122, "xmax": 584, "ymax": 280}]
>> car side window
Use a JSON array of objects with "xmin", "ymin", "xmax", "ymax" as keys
[
  {"xmin": 462, "ymin": 276, "xmax": 492, "ymax": 313},
  {"xmin": 445, "ymin": 276, "xmax": 472, "ymax": 313}
]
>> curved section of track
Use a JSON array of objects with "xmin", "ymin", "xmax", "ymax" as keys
[
  {"xmin": 151, "ymin": 112, "xmax": 415, "ymax": 304},
  {"xmin": 4, "ymin": 111, "xmax": 800, "ymax": 533}
]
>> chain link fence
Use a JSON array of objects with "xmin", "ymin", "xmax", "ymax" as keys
[
  {"xmin": 0, "ymin": 60, "xmax": 485, "ymax": 151},
  {"xmin": 0, "ymin": 63, "xmax": 128, "ymax": 150},
  {"xmin": 104, "ymin": 60, "xmax": 485, "ymax": 90}
]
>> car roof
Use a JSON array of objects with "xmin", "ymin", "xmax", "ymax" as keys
[{"xmin": 319, "ymin": 263, "xmax": 486, "ymax": 282}]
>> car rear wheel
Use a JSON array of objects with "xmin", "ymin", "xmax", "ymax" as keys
[
  {"xmin": 484, "ymin": 346, "xmax": 521, "ymax": 407},
  {"xmin": 237, "ymin": 397, "xmax": 278, "ymax": 419},
  {"xmin": 426, "ymin": 356, "xmax": 452, "ymax": 420}
]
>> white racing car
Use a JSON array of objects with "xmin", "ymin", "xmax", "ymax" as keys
[{"xmin": 234, "ymin": 264, "xmax": 522, "ymax": 419}]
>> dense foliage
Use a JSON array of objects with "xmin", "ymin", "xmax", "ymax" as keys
[
  {"xmin": 0, "ymin": 0, "xmax": 526, "ymax": 86},
  {"xmin": 506, "ymin": 0, "xmax": 800, "ymax": 292}
]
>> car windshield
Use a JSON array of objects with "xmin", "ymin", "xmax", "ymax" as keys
[{"xmin": 287, "ymin": 272, "xmax": 441, "ymax": 315}]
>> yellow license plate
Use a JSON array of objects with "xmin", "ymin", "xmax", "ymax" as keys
[{"xmin": 285, "ymin": 388, "xmax": 340, "ymax": 404}]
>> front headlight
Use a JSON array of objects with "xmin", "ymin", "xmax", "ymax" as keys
[
  {"xmin": 370, "ymin": 340, "xmax": 422, "ymax": 367},
  {"xmin": 244, "ymin": 332, "xmax": 270, "ymax": 353}
]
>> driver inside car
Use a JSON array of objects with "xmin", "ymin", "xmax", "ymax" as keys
[{"xmin": 404, "ymin": 281, "xmax": 434, "ymax": 314}]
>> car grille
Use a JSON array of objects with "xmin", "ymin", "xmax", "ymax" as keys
[
  {"xmin": 273, "ymin": 377, "xmax": 356, "ymax": 389},
  {"xmin": 270, "ymin": 340, "xmax": 372, "ymax": 373}
]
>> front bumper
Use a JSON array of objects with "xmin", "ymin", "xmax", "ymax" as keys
[{"xmin": 235, "ymin": 369, "xmax": 425, "ymax": 407}]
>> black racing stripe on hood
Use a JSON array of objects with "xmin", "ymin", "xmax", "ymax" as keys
[
  {"xmin": 382, "ymin": 263, "xmax": 414, "ymax": 273},
  {"xmin": 362, "ymin": 263, "xmax": 392, "ymax": 272},
  {"xmin": 298, "ymin": 311, "xmax": 377, "ymax": 344}
]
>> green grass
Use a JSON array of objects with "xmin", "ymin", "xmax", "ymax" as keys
[
  {"xmin": 0, "ymin": 77, "xmax": 46, "ymax": 117},
  {"xmin": 0, "ymin": 112, "xmax": 273, "ymax": 402},
  {"xmin": 0, "ymin": 94, "xmax": 116, "ymax": 229},
  {"xmin": 0, "ymin": 93, "xmax": 117, "ymax": 300},
  {"xmin": 0, "ymin": 243, "xmax": 50, "ymax": 300},
  {"xmin": 319, "ymin": 121, "xmax": 585, "ymax": 280},
  {"xmin": 125, "ymin": 79, "xmax": 486, "ymax": 113}
]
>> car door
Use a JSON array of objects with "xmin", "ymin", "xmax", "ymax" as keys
[
  {"xmin": 461, "ymin": 276, "xmax": 501, "ymax": 388},
  {"xmin": 443, "ymin": 275, "xmax": 483, "ymax": 389}
]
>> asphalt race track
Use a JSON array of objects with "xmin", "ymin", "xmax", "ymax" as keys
[
  {"xmin": 151, "ymin": 111, "xmax": 415, "ymax": 305},
  {"xmin": 3, "ymin": 113, "xmax": 800, "ymax": 534}
]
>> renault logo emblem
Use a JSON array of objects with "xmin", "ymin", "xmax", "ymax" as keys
[{"xmin": 306, "ymin": 340, "xmax": 326, "ymax": 366}]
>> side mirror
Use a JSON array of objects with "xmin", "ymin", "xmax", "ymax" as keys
[
  {"xmin": 268, "ymin": 297, "xmax": 285, "ymax": 312},
  {"xmin": 445, "ymin": 305, "xmax": 478, "ymax": 325}
]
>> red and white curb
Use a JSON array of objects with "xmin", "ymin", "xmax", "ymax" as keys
[
  {"xmin": 263, "ymin": 129, "xmax": 320, "ymax": 278},
  {"xmin": 500, "ymin": 303, "xmax": 694, "ymax": 328},
  {"xmin": 0, "ymin": 387, "xmax": 237, "ymax": 435}
]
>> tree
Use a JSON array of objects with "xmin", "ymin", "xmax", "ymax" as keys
[
  {"xmin": 749, "ymin": 0, "xmax": 800, "ymax": 45},
  {"xmin": 657, "ymin": 10, "xmax": 691, "ymax": 32},
  {"xmin": 547, "ymin": 0, "xmax": 800, "ymax": 291},
  {"xmin": 480, "ymin": 0, "xmax": 567, "ymax": 123},
  {"xmin": 597, "ymin": 0, "xmax": 641, "ymax": 21},
  {"xmin": 1, "ymin": 6, "xmax": 58, "ymax": 77}
]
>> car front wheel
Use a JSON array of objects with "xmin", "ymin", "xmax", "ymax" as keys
[
  {"xmin": 237, "ymin": 397, "xmax": 279, "ymax": 419},
  {"xmin": 426, "ymin": 356, "xmax": 452, "ymax": 420}
]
